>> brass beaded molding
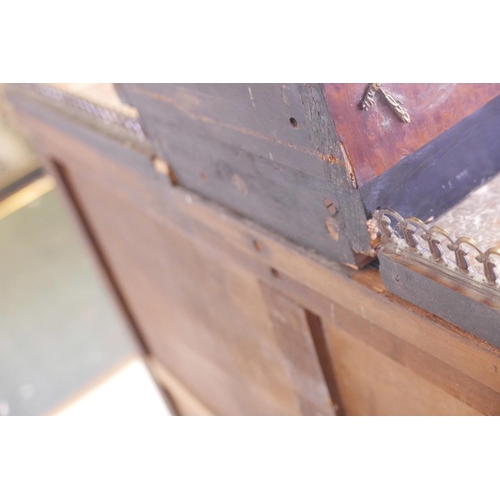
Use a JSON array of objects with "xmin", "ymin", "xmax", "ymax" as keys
[
  {"xmin": 374, "ymin": 208, "xmax": 500, "ymax": 287},
  {"xmin": 15, "ymin": 83, "xmax": 147, "ymax": 142}
]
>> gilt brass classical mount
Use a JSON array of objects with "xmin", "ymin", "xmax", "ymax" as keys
[
  {"xmin": 374, "ymin": 208, "xmax": 500, "ymax": 287},
  {"xmin": 360, "ymin": 84, "xmax": 411, "ymax": 123}
]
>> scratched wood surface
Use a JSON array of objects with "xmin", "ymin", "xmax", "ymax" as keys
[
  {"xmin": 324, "ymin": 83, "xmax": 500, "ymax": 186},
  {"xmin": 10, "ymin": 87, "xmax": 500, "ymax": 415}
]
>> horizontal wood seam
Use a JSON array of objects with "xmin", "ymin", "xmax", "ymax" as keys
[{"xmin": 333, "ymin": 304, "xmax": 499, "ymax": 415}]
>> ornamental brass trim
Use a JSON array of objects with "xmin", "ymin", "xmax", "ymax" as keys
[
  {"xmin": 374, "ymin": 208, "xmax": 500, "ymax": 288},
  {"xmin": 6, "ymin": 83, "xmax": 152, "ymax": 153},
  {"xmin": 360, "ymin": 84, "xmax": 411, "ymax": 123}
]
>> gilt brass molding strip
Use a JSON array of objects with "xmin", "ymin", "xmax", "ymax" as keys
[
  {"xmin": 374, "ymin": 208, "xmax": 500, "ymax": 289},
  {"xmin": 360, "ymin": 84, "xmax": 411, "ymax": 123},
  {"xmin": 6, "ymin": 84, "xmax": 153, "ymax": 153},
  {"xmin": 20, "ymin": 83, "xmax": 145, "ymax": 137}
]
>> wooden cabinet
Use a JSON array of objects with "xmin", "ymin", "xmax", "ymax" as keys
[
  {"xmin": 8, "ymin": 83, "xmax": 500, "ymax": 415},
  {"xmin": 60, "ymin": 164, "xmax": 338, "ymax": 415},
  {"xmin": 117, "ymin": 83, "xmax": 500, "ymax": 268}
]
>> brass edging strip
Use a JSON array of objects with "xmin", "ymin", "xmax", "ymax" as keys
[{"xmin": 374, "ymin": 208, "xmax": 500, "ymax": 293}]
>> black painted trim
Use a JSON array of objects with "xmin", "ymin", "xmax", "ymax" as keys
[{"xmin": 361, "ymin": 95, "xmax": 500, "ymax": 220}]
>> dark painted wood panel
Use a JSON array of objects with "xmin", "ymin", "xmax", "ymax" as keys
[
  {"xmin": 379, "ymin": 249, "xmax": 500, "ymax": 350},
  {"xmin": 146, "ymin": 115, "xmax": 354, "ymax": 260},
  {"xmin": 117, "ymin": 83, "xmax": 373, "ymax": 266},
  {"xmin": 118, "ymin": 84, "xmax": 320, "ymax": 153}
]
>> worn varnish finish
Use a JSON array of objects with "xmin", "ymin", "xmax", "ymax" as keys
[
  {"xmin": 9, "ymin": 88, "xmax": 500, "ymax": 415},
  {"xmin": 324, "ymin": 83, "xmax": 500, "ymax": 185}
]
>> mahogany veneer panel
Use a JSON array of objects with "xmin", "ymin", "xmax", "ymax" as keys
[{"xmin": 324, "ymin": 83, "xmax": 500, "ymax": 185}]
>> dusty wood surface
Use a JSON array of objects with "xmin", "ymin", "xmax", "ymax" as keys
[{"xmin": 10, "ymin": 95, "xmax": 500, "ymax": 415}]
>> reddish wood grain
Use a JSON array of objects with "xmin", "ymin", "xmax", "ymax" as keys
[{"xmin": 324, "ymin": 83, "xmax": 500, "ymax": 186}]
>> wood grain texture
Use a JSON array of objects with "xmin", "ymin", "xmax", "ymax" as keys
[
  {"xmin": 330, "ymin": 303, "xmax": 496, "ymax": 415},
  {"xmin": 116, "ymin": 83, "xmax": 373, "ymax": 267},
  {"xmin": 323, "ymin": 322, "xmax": 482, "ymax": 416},
  {"xmin": 12, "ymin": 98, "xmax": 500, "ymax": 415},
  {"xmin": 60, "ymin": 167, "xmax": 312, "ymax": 416},
  {"xmin": 324, "ymin": 83, "xmax": 500, "ymax": 185},
  {"xmin": 16, "ymin": 106, "xmax": 335, "ymax": 415},
  {"xmin": 250, "ymin": 269, "xmax": 496, "ymax": 415},
  {"xmin": 260, "ymin": 283, "xmax": 337, "ymax": 415}
]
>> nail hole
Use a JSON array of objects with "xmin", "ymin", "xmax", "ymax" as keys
[
  {"xmin": 270, "ymin": 268, "xmax": 280, "ymax": 278},
  {"xmin": 289, "ymin": 117, "xmax": 298, "ymax": 128},
  {"xmin": 253, "ymin": 240, "xmax": 262, "ymax": 252},
  {"xmin": 323, "ymin": 198, "xmax": 337, "ymax": 215}
]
